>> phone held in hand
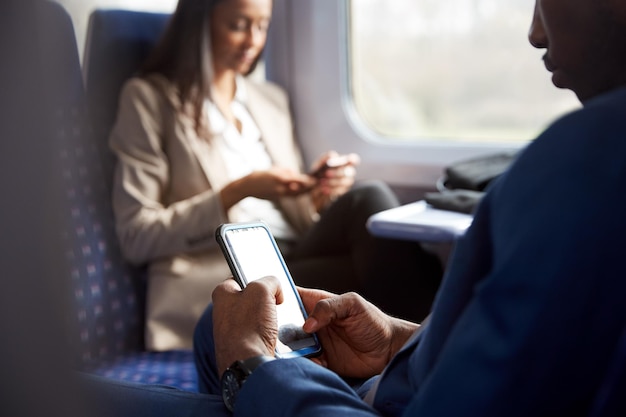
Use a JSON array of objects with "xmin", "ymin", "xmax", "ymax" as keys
[
  {"xmin": 309, "ymin": 154, "xmax": 351, "ymax": 178},
  {"xmin": 215, "ymin": 221, "xmax": 322, "ymax": 359}
]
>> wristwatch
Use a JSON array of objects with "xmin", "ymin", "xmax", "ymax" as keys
[{"xmin": 221, "ymin": 355, "xmax": 276, "ymax": 412}]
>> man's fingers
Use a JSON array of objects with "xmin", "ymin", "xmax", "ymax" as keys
[
  {"xmin": 303, "ymin": 297, "xmax": 340, "ymax": 333},
  {"xmin": 298, "ymin": 286, "xmax": 335, "ymax": 312},
  {"xmin": 213, "ymin": 277, "xmax": 242, "ymax": 296},
  {"xmin": 246, "ymin": 276, "xmax": 284, "ymax": 305},
  {"xmin": 304, "ymin": 292, "xmax": 362, "ymax": 333}
]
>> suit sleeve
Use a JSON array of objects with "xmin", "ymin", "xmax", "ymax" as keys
[
  {"xmin": 401, "ymin": 107, "xmax": 626, "ymax": 416},
  {"xmin": 237, "ymin": 358, "xmax": 380, "ymax": 416},
  {"xmin": 109, "ymin": 78, "xmax": 227, "ymax": 265}
]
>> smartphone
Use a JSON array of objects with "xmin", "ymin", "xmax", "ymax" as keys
[
  {"xmin": 215, "ymin": 221, "xmax": 322, "ymax": 358},
  {"xmin": 309, "ymin": 154, "xmax": 351, "ymax": 178}
]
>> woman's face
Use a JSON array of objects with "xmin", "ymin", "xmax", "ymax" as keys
[{"xmin": 210, "ymin": 0, "xmax": 273, "ymax": 76}]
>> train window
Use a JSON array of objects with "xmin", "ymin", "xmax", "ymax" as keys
[
  {"xmin": 348, "ymin": 0, "xmax": 580, "ymax": 143},
  {"xmin": 56, "ymin": 0, "xmax": 583, "ymax": 187}
]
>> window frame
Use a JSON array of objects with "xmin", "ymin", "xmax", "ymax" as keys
[{"xmin": 266, "ymin": 0, "xmax": 525, "ymax": 188}]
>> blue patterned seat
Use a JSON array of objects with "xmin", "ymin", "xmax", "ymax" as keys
[
  {"xmin": 59, "ymin": 117, "xmax": 197, "ymax": 389},
  {"xmin": 83, "ymin": 8, "xmax": 171, "ymax": 189},
  {"xmin": 41, "ymin": 1, "xmax": 197, "ymax": 391}
]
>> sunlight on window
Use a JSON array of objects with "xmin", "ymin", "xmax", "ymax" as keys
[{"xmin": 349, "ymin": 0, "xmax": 580, "ymax": 143}]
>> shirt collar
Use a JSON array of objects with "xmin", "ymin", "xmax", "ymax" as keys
[
  {"xmin": 233, "ymin": 75, "xmax": 248, "ymax": 104},
  {"xmin": 205, "ymin": 75, "xmax": 251, "ymax": 136}
]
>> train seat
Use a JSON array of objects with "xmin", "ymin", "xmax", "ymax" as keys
[
  {"xmin": 82, "ymin": 8, "xmax": 171, "ymax": 190},
  {"xmin": 40, "ymin": 1, "xmax": 196, "ymax": 391}
]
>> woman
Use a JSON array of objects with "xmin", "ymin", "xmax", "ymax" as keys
[{"xmin": 109, "ymin": 0, "xmax": 442, "ymax": 351}]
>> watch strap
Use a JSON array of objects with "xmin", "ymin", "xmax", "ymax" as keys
[
  {"xmin": 236, "ymin": 355, "xmax": 276, "ymax": 375},
  {"xmin": 222, "ymin": 355, "xmax": 276, "ymax": 412}
]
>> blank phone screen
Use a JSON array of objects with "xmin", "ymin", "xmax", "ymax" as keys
[{"xmin": 222, "ymin": 225, "xmax": 320, "ymax": 357}]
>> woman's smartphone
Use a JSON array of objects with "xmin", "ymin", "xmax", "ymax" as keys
[
  {"xmin": 215, "ymin": 221, "xmax": 322, "ymax": 359},
  {"xmin": 309, "ymin": 155, "xmax": 351, "ymax": 178}
]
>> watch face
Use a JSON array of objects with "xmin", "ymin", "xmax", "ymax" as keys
[{"xmin": 221, "ymin": 369, "xmax": 240, "ymax": 412}]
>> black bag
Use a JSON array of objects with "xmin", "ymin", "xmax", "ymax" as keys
[{"xmin": 425, "ymin": 151, "xmax": 519, "ymax": 214}]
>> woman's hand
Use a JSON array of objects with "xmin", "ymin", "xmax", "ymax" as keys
[
  {"xmin": 299, "ymin": 287, "xmax": 419, "ymax": 379},
  {"xmin": 309, "ymin": 151, "xmax": 360, "ymax": 212},
  {"xmin": 221, "ymin": 167, "xmax": 315, "ymax": 211}
]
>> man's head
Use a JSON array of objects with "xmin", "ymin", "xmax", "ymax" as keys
[{"xmin": 528, "ymin": 0, "xmax": 626, "ymax": 102}]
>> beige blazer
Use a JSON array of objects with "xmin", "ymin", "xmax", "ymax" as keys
[{"xmin": 109, "ymin": 75, "xmax": 316, "ymax": 351}]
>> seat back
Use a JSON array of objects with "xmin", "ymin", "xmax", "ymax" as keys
[
  {"xmin": 0, "ymin": 1, "xmax": 98, "ymax": 414},
  {"xmin": 82, "ymin": 9, "xmax": 171, "ymax": 190},
  {"xmin": 71, "ymin": 8, "xmax": 171, "ymax": 367},
  {"xmin": 38, "ymin": 1, "xmax": 149, "ymax": 367}
]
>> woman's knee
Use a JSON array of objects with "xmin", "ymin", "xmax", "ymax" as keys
[{"xmin": 347, "ymin": 179, "xmax": 399, "ymax": 213}]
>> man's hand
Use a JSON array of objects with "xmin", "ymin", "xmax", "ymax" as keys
[
  {"xmin": 299, "ymin": 287, "xmax": 419, "ymax": 379},
  {"xmin": 212, "ymin": 277, "xmax": 282, "ymax": 377}
]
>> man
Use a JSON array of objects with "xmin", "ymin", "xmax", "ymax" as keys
[
  {"xmin": 94, "ymin": 0, "xmax": 626, "ymax": 415},
  {"xmin": 191, "ymin": 0, "xmax": 626, "ymax": 415}
]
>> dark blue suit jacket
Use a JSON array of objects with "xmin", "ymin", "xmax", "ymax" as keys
[{"xmin": 235, "ymin": 87, "xmax": 626, "ymax": 416}]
